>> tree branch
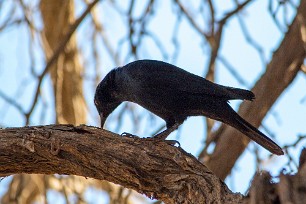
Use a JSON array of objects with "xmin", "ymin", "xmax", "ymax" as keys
[
  {"xmin": 204, "ymin": 0, "xmax": 306, "ymax": 180},
  {"xmin": 0, "ymin": 124, "xmax": 243, "ymax": 204},
  {"xmin": 243, "ymin": 149, "xmax": 306, "ymax": 204}
]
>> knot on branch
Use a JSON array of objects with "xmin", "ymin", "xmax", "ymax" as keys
[
  {"xmin": 50, "ymin": 136, "xmax": 60, "ymax": 155},
  {"xmin": 21, "ymin": 133, "xmax": 35, "ymax": 153}
]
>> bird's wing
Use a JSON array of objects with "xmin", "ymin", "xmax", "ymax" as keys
[{"xmin": 125, "ymin": 60, "xmax": 253, "ymax": 101}]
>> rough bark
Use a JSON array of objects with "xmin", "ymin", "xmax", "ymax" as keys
[
  {"xmin": 204, "ymin": 0, "xmax": 306, "ymax": 180},
  {"xmin": 0, "ymin": 125, "xmax": 243, "ymax": 204}
]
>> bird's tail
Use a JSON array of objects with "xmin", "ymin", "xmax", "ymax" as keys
[
  {"xmin": 226, "ymin": 87, "xmax": 255, "ymax": 101},
  {"xmin": 226, "ymin": 111, "xmax": 284, "ymax": 155}
]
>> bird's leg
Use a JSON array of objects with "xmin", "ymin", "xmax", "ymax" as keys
[
  {"xmin": 152, "ymin": 123, "xmax": 181, "ymax": 146},
  {"xmin": 122, "ymin": 122, "xmax": 182, "ymax": 146},
  {"xmin": 153, "ymin": 122, "xmax": 181, "ymax": 140}
]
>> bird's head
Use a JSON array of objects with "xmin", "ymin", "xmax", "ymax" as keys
[{"xmin": 94, "ymin": 70, "xmax": 121, "ymax": 128}]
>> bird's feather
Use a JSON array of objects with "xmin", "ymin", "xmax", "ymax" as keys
[{"xmin": 121, "ymin": 60, "xmax": 254, "ymax": 101}]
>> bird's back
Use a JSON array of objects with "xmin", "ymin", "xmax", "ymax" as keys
[{"xmin": 118, "ymin": 60, "xmax": 254, "ymax": 101}]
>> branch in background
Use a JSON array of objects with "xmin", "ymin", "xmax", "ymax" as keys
[
  {"xmin": 217, "ymin": 55, "xmax": 249, "ymax": 86},
  {"xmin": 0, "ymin": 90, "xmax": 26, "ymax": 116},
  {"xmin": 173, "ymin": 0, "xmax": 253, "ymax": 139},
  {"xmin": 173, "ymin": 0, "xmax": 209, "ymax": 39},
  {"xmin": 0, "ymin": 124, "xmax": 242, "ymax": 204},
  {"xmin": 25, "ymin": 0, "xmax": 100, "ymax": 125},
  {"xmin": 2, "ymin": 125, "xmax": 306, "ymax": 203},
  {"xmin": 236, "ymin": 15, "xmax": 267, "ymax": 67},
  {"xmin": 268, "ymin": 0, "xmax": 298, "ymax": 32},
  {"xmin": 203, "ymin": 0, "xmax": 306, "ymax": 180},
  {"xmin": 245, "ymin": 148, "xmax": 306, "ymax": 204}
]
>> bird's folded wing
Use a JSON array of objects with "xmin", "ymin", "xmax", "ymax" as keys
[{"xmin": 130, "ymin": 64, "xmax": 251, "ymax": 100}]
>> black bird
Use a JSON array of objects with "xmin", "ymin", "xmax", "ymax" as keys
[{"xmin": 94, "ymin": 60, "xmax": 283, "ymax": 155}]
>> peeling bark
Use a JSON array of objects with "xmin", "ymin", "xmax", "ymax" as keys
[{"xmin": 0, "ymin": 125, "xmax": 243, "ymax": 204}]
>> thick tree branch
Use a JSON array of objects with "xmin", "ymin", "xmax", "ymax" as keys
[{"xmin": 0, "ymin": 125, "xmax": 242, "ymax": 204}]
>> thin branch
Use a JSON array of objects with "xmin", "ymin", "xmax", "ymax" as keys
[
  {"xmin": 219, "ymin": 0, "xmax": 253, "ymax": 24},
  {"xmin": 236, "ymin": 14, "xmax": 267, "ymax": 67},
  {"xmin": 174, "ymin": 0, "xmax": 209, "ymax": 39},
  {"xmin": 85, "ymin": 0, "xmax": 121, "ymax": 66},
  {"xmin": 217, "ymin": 55, "xmax": 249, "ymax": 86},
  {"xmin": 206, "ymin": 0, "xmax": 215, "ymax": 35},
  {"xmin": 171, "ymin": 11, "xmax": 182, "ymax": 62},
  {"xmin": 0, "ymin": 90, "xmax": 26, "ymax": 115}
]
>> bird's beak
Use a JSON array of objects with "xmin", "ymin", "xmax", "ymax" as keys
[{"xmin": 100, "ymin": 113, "xmax": 106, "ymax": 128}]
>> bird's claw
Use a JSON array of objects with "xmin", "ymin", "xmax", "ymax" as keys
[
  {"xmin": 121, "ymin": 132, "xmax": 140, "ymax": 138},
  {"xmin": 164, "ymin": 139, "xmax": 181, "ymax": 147}
]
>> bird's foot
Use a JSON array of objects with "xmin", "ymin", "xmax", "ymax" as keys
[
  {"xmin": 121, "ymin": 132, "xmax": 140, "ymax": 138},
  {"xmin": 164, "ymin": 139, "xmax": 180, "ymax": 147}
]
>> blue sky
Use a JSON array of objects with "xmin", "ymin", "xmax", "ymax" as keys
[{"xmin": 0, "ymin": 0, "xmax": 305, "ymax": 201}]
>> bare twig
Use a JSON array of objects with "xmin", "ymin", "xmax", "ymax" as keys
[
  {"xmin": 217, "ymin": 55, "xmax": 249, "ymax": 86},
  {"xmin": 236, "ymin": 14, "xmax": 267, "ymax": 66},
  {"xmin": 173, "ymin": 0, "xmax": 209, "ymax": 39},
  {"xmin": 0, "ymin": 90, "xmax": 26, "ymax": 115}
]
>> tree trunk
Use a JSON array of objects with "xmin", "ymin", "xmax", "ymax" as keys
[
  {"xmin": 40, "ymin": 0, "xmax": 86, "ymax": 125},
  {"xmin": 203, "ymin": 0, "xmax": 306, "ymax": 180}
]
